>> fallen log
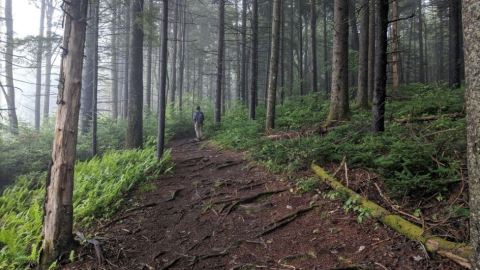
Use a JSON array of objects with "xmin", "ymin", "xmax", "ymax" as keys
[
  {"xmin": 393, "ymin": 112, "xmax": 464, "ymax": 124},
  {"xmin": 311, "ymin": 164, "xmax": 472, "ymax": 269}
]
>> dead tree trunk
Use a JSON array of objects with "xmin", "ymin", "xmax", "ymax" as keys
[
  {"xmin": 4, "ymin": 0, "xmax": 18, "ymax": 134},
  {"xmin": 39, "ymin": 0, "xmax": 88, "ymax": 267},
  {"xmin": 249, "ymin": 0, "xmax": 258, "ymax": 120},
  {"xmin": 35, "ymin": 0, "xmax": 46, "ymax": 131},
  {"xmin": 464, "ymin": 1, "xmax": 480, "ymax": 268},
  {"xmin": 356, "ymin": 0, "xmax": 369, "ymax": 109},
  {"xmin": 265, "ymin": 0, "xmax": 281, "ymax": 130},
  {"xmin": 372, "ymin": 0, "xmax": 388, "ymax": 133},
  {"xmin": 126, "ymin": 0, "xmax": 144, "ymax": 149},
  {"xmin": 145, "ymin": 0, "xmax": 153, "ymax": 110},
  {"xmin": 327, "ymin": 0, "xmax": 350, "ymax": 124},
  {"xmin": 170, "ymin": 0, "xmax": 179, "ymax": 109},
  {"xmin": 157, "ymin": 0, "xmax": 168, "ymax": 159}
]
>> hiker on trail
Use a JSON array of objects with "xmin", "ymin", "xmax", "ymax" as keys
[{"xmin": 193, "ymin": 106, "xmax": 204, "ymax": 141}]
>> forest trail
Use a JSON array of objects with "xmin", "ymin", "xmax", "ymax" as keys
[{"xmin": 66, "ymin": 139, "xmax": 459, "ymax": 270}]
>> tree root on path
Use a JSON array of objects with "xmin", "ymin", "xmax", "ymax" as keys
[
  {"xmin": 256, "ymin": 205, "xmax": 317, "ymax": 237},
  {"xmin": 216, "ymin": 160, "xmax": 244, "ymax": 170},
  {"xmin": 214, "ymin": 188, "xmax": 288, "ymax": 215},
  {"xmin": 165, "ymin": 188, "xmax": 184, "ymax": 202},
  {"xmin": 126, "ymin": 202, "xmax": 158, "ymax": 213}
]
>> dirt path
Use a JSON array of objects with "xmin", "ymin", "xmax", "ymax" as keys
[{"xmin": 66, "ymin": 139, "xmax": 460, "ymax": 270}]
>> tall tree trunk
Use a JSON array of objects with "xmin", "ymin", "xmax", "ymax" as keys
[
  {"xmin": 146, "ymin": 0, "xmax": 153, "ymax": 110},
  {"xmin": 297, "ymin": 0, "xmax": 304, "ymax": 95},
  {"xmin": 310, "ymin": 0, "xmax": 318, "ymax": 93},
  {"xmin": 327, "ymin": 0, "xmax": 349, "ymax": 124},
  {"xmin": 39, "ymin": 0, "xmax": 88, "ymax": 267},
  {"xmin": 266, "ymin": 0, "xmax": 280, "ymax": 131},
  {"xmin": 215, "ymin": 0, "xmax": 225, "ymax": 125},
  {"xmin": 417, "ymin": 0, "xmax": 426, "ymax": 83},
  {"xmin": 448, "ymin": 0, "xmax": 461, "ymax": 88},
  {"xmin": 157, "ymin": 0, "xmax": 168, "ymax": 159},
  {"xmin": 110, "ymin": 0, "xmax": 119, "ymax": 120},
  {"xmin": 323, "ymin": 0, "xmax": 329, "ymax": 94},
  {"xmin": 126, "ymin": 0, "xmax": 144, "ymax": 149},
  {"xmin": 463, "ymin": 1, "xmax": 480, "ymax": 268},
  {"xmin": 391, "ymin": 0, "xmax": 400, "ymax": 93},
  {"xmin": 241, "ymin": 0, "xmax": 247, "ymax": 104},
  {"xmin": 289, "ymin": 0, "xmax": 295, "ymax": 97},
  {"xmin": 43, "ymin": 0, "xmax": 54, "ymax": 121},
  {"xmin": 35, "ymin": 0, "xmax": 46, "ymax": 131},
  {"xmin": 280, "ymin": 0, "xmax": 285, "ymax": 104},
  {"xmin": 170, "ymin": 0, "xmax": 179, "ymax": 109},
  {"xmin": 92, "ymin": 0, "xmax": 99, "ymax": 156},
  {"xmin": 372, "ymin": 0, "xmax": 388, "ymax": 133},
  {"xmin": 178, "ymin": 0, "xmax": 187, "ymax": 111},
  {"xmin": 249, "ymin": 0, "xmax": 258, "ymax": 120},
  {"xmin": 348, "ymin": 0, "xmax": 359, "ymax": 88},
  {"xmin": 122, "ymin": 3, "xmax": 130, "ymax": 119},
  {"xmin": 81, "ymin": 2, "xmax": 96, "ymax": 133},
  {"xmin": 367, "ymin": 0, "xmax": 375, "ymax": 103},
  {"xmin": 356, "ymin": 0, "xmax": 369, "ymax": 108},
  {"xmin": 4, "ymin": 0, "xmax": 18, "ymax": 134}
]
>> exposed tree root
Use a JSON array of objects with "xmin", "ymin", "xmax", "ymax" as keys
[
  {"xmin": 159, "ymin": 256, "xmax": 182, "ymax": 270},
  {"xmin": 257, "ymin": 205, "xmax": 317, "ymax": 237},
  {"xmin": 165, "ymin": 188, "xmax": 184, "ymax": 202},
  {"xmin": 126, "ymin": 202, "xmax": 158, "ymax": 213},
  {"xmin": 312, "ymin": 164, "xmax": 472, "ymax": 269},
  {"xmin": 217, "ymin": 160, "xmax": 244, "ymax": 170},
  {"xmin": 213, "ymin": 188, "xmax": 288, "ymax": 215}
]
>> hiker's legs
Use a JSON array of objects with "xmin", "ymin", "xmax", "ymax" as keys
[
  {"xmin": 198, "ymin": 124, "xmax": 203, "ymax": 140},
  {"xmin": 194, "ymin": 123, "xmax": 201, "ymax": 140}
]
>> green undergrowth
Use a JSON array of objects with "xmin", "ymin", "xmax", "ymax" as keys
[
  {"xmin": 0, "ymin": 147, "xmax": 173, "ymax": 269},
  {"xmin": 208, "ymin": 84, "xmax": 465, "ymax": 198}
]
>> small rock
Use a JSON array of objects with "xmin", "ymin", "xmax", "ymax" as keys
[
  {"xmin": 286, "ymin": 205, "xmax": 293, "ymax": 210},
  {"xmin": 357, "ymin": 245, "xmax": 365, "ymax": 253},
  {"xmin": 413, "ymin": 255, "xmax": 423, "ymax": 261}
]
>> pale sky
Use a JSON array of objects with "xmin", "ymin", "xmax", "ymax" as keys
[{"xmin": 0, "ymin": 0, "xmax": 63, "ymax": 124}]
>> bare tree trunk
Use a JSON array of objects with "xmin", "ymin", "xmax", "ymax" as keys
[
  {"xmin": 170, "ymin": 0, "xmax": 179, "ymax": 109},
  {"xmin": 463, "ymin": 2, "xmax": 480, "ymax": 268},
  {"xmin": 448, "ymin": 0, "xmax": 461, "ymax": 88},
  {"xmin": 157, "ymin": 0, "xmax": 168, "ymax": 159},
  {"xmin": 249, "ymin": 0, "xmax": 258, "ymax": 120},
  {"xmin": 391, "ymin": 0, "xmax": 400, "ymax": 93},
  {"xmin": 35, "ymin": 0, "xmax": 46, "ymax": 131},
  {"xmin": 356, "ymin": 0, "xmax": 369, "ymax": 108},
  {"xmin": 92, "ymin": 0, "xmax": 99, "ymax": 156},
  {"xmin": 297, "ymin": 0, "xmax": 304, "ymax": 95},
  {"xmin": 145, "ymin": 0, "xmax": 153, "ymax": 110},
  {"xmin": 178, "ymin": 0, "xmax": 187, "ymax": 111},
  {"xmin": 43, "ymin": 0, "xmax": 54, "ymax": 121},
  {"xmin": 372, "ymin": 0, "xmax": 388, "ymax": 133},
  {"xmin": 241, "ymin": 0, "xmax": 247, "ymax": 103},
  {"xmin": 4, "ymin": 0, "xmax": 18, "ymax": 134},
  {"xmin": 122, "ymin": 3, "xmax": 130, "ymax": 119},
  {"xmin": 310, "ymin": 0, "xmax": 318, "ymax": 93},
  {"xmin": 110, "ymin": 0, "xmax": 119, "ymax": 120},
  {"xmin": 417, "ymin": 0, "xmax": 426, "ymax": 83},
  {"xmin": 39, "ymin": 1, "xmax": 88, "ymax": 267},
  {"xmin": 266, "ymin": 0, "xmax": 280, "ymax": 131},
  {"xmin": 126, "ymin": 0, "xmax": 144, "ymax": 149},
  {"xmin": 289, "ymin": 0, "xmax": 294, "ymax": 97},
  {"xmin": 80, "ymin": 2, "xmax": 96, "ymax": 134},
  {"xmin": 323, "ymin": 0, "xmax": 329, "ymax": 94},
  {"xmin": 280, "ymin": 0, "xmax": 285, "ymax": 104},
  {"xmin": 327, "ymin": 0, "xmax": 349, "ymax": 124},
  {"xmin": 215, "ymin": 0, "xmax": 225, "ymax": 125},
  {"xmin": 367, "ymin": 0, "xmax": 375, "ymax": 103}
]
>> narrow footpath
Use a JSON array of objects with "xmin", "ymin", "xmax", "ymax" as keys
[{"xmin": 66, "ymin": 139, "xmax": 459, "ymax": 269}]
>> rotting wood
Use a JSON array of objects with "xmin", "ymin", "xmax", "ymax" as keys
[
  {"xmin": 257, "ymin": 205, "xmax": 317, "ymax": 237},
  {"xmin": 311, "ymin": 164, "xmax": 472, "ymax": 269}
]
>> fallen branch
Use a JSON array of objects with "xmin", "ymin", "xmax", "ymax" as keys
[
  {"xmin": 393, "ymin": 112, "xmax": 464, "ymax": 124},
  {"xmin": 257, "ymin": 205, "xmax": 316, "ymax": 237},
  {"xmin": 312, "ymin": 164, "xmax": 472, "ymax": 269}
]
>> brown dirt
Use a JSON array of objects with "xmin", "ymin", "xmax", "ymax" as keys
[{"xmin": 64, "ymin": 139, "xmax": 462, "ymax": 270}]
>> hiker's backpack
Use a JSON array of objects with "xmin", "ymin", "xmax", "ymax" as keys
[{"xmin": 197, "ymin": 112, "xmax": 204, "ymax": 124}]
